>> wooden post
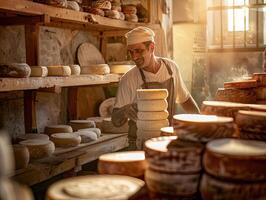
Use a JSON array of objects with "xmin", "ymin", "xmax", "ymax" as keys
[
  {"xmin": 24, "ymin": 24, "xmax": 39, "ymax": 133},
  {"xmin": 67, "ymin": 87, "xmax": 78, "ymax": 121}
]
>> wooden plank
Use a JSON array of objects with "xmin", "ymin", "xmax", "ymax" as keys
[
  {"xmin": 0, "ymin": 14, "xmax": 50, "ymax": 25},
  {"xmin": 67, "ymin": 87, "xmax": 78, "ymax": 120},
  {"xmin": 0, "ymin": 74, "xmax": 120, "ymax": 92},
  {"xmin": 24, "ymin": 90, "xmax": 37, "ymax": 133}
]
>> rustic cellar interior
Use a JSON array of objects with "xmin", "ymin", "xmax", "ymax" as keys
[{"xmin": 0, "ymin": 0, "xmax": 266, "ymax": 199}]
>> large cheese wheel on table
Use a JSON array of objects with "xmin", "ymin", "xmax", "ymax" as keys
[
  {"xmin": 137, "ymin": 110, "xmax": 169, "ymax": 121},
  {"xmin": 75, "ymin": 131, "xmax": 97, "ymax": 143},
  {"xmin": 201, "ymin": 100, "xmax": 250, "ymax": 118},
  {"xmin": 69, "ymin": 120, "xmax": 96, "ymax": 131},
  {"xmin": 224, "ymin": 79, "xmax": 257, "ymax": 89},
  {"xmin": 252, "ymin": 72, "xmax": 266, "ymax": 86},
  {"xmin": 46, "ymin": 175, "xmax": 144, "ymax": 200},
  {"xmin": 203, "ymin": 138, "xmax": 266, "ymax": 181},
  {"xmin": 98, "ymin": 151, "xmax": 147, "ymax": 178},
  {"xmin": 200, "ymin": 173, "xmax": 266, "ymax": 200},
  {"xmin": 137, "ymin": 99, "xmax": 168, "ymax": 112},
  {"xmin": 145, "ymin": 168, "xmax": 200, "ymax": 197},
  {"xmin": 215, "ymin": 88, "xmax": 256, "ymax": 103},
  {"xmin": 12, "ymin": 144, "xmax": 30, "ymax": 170},
  {"xmin": 19, "ymin": 139, "xmax": 55, "ymax": 160},
  {"xmin": 173, "ymin": 114, "xmax": 237, "ymax": 143},
  {"xmin": 144, "ymin": 136, "xmax": 203, "ymax": 173},
  {"xmin": 137, "ymin": 89, "xmax": 168, "ymax": 100},
  {"xmin": 45, "ymin": 125, "xmax": 73, "ymax": 136},
  {"xmin": 50, "ymin": 133, "xmax": 81, "ymax": 147}
]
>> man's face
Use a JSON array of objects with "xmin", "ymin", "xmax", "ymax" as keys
[{"xmin": 127, "ymin": 42, "xmax": 153, "ymax": 68}]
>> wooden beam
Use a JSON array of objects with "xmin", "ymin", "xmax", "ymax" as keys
[
  {"xmin": 0, "ymin": 14, "xmax": 50, "ymax": 26},
  {"xmin": 24, "ymin": 90, "xmax": 37, "ymax": 133},
  {"xmin": 67, "ymin": 87, "xmax": 78, "ymax": 121},
  {"xmin": 37, "ymin": 86, "xmax": 62, "ymax": 94}
]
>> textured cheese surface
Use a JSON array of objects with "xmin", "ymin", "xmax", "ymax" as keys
[
  {"xmin": 51, "ymin": 133, "xmax": 81, "ymax": 147},
  {"xmin": 137, "ymin": 110, "xmax": 169, "ymax": 120},
  {"xmin": 47, "ymin": 175, "xmax": 144, "ymax": 200},
  {"xmin": 207, "ymin": 138, "xmax": 266, "ymax": 156},
  {"xmin": 145, "ymin": 136, "xmax": 177, "ymax": 152},
  {"xmin": 69, "ymin": 120, "xmax": 96, "ymax": 131},
  {"xmin": 80, "ymin": 64, "xmax": 110, "ymax": 75},
  {"xmin": 137, "ymin": 99, "xmax": 168, "ymax": 111},
  {"xmin": 17, "ymin": 133, "xmax": 49, "ymax": 141},
  {"xmin": 47, "ymin": 65, "xmax": 71, "ymax": 76},
  {"xmin": 20, "ymin": 139, "xmax": 51, "ymax": 146},
  {"xmin": 173, "ymin": 114, "xmax": 233, "ymax": 123},
  {"xmin": 99, "ymin": 151, "xmax": 145, "ymax": 162},
  {"xmin": 224, "ymin": 80, "xmax": 257, "ymax": 89},
  {"xmin": 137, "ymin": 89, "xmax": 168, "ymax": 100},
  {"xmin": 110, "ymin": 64, "xmax": 134, "ymax": 74},
  {"xmin": 13, "ymin": 144, "xmax": 29, "ymax": 170},
  {"xmin": 30, "ymin": 66, "xmax": 48, "ymax": 77},
  {"xmin": 45, "ymin": 125, "xmax": 73, "ymax": 136},
  {"xmin": 75, "ymin": 131, "xmax": 97, "ymax": 143},
  {"xmin": 69, "ymin": 64, "xmax": 81, "ymax": 75},
  {"xmin": 78, "ymin": 128, "xmax": 101, "ymax": 138}
]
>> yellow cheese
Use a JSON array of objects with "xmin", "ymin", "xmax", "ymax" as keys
[
  {"xmin": 30, "ymin": 66, "xmax": 48, "ymax": 77},
  {"xmin": 109, "ymin": 64, "xmax": 134, "ymax": 74},
  {"xmin": 69, "ymin": 64, "xmax": 81, "ymax": 75},
  {"xmin": 47, "ymin": 65, "xmax": 71, "ymax": 76},
  {"xmin": 80, "ymin": 64, "xmax": 110, "ymax": 75},
  {"xmin": 44, "ymin": 125, "xmax": 73, "ymax": 136},
  {"xmin": 137, "ymin": 110, "xmax": 169, "ymax": 120},
  {"xmin": 137, "ymin": 89, "xmax": 168, "ymax": 100},
  {"xmin": 50, "ymin": 133, "xmax": 81, "ymax": 147},
  {"xmin": 137, "ymin": 99, "xmax": 168, "ymax": 111}
]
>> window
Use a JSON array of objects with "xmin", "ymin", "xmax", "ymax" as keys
[{"xmin": 207, "ymin": 0, "xmax": 266, "ymax": 50}]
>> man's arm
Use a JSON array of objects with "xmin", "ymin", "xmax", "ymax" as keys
[
  {"xmin": 180, "ymin": 96, "xmax": 200, "ymax": 114},
  {"xmin": 111, "ymin": 104, "xmax": 138, "ymax": 127}
]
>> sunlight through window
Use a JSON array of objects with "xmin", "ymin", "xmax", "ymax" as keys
[{"xmin": 228, "ymin": 0, "xmax": 249, "ymax": 31}]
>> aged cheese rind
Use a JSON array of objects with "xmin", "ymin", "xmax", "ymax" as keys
[
  {"xmin": 252, "ymin": 73, "xmax": 266, "ymax": 86},
  {"xmin": 44, "ymin": 125, "xmax": 73, "ymax": 136},
  {"xmin": 69, "ymin": 120, "xmax": 96, "ymax": 131},
  {"xmin": 75, "ymin": 131, "xmax": 97, "ymax": 143},
  {"xmin": 137, "ymin": 110, "xmax": 169, "ymax": 120},
  {"xmin": 47, "ymin": 65, "xmax": 71, "ymax": 76},
  {"xmin": 16, "ymin": 133, "xmax": 49, "ymax": 143},
  {"xmin": 0, "ymin": 63, "xmax": 31, "ymax": 78},
  {"xmin": 215, "ymin": 88, "xmax": 256, "ymax": 103},
  {"xmin": 69, "ymin": 64, "xmax": 81, "ymax": 75},
  {"xmin": 137, "ymin": 89, "xmax": 168, "ymax": 100},
  {"xmin": 137, "ymin": 99, "xmax": 168, "ymax": 111},
  {"xmin": 78, "ymin": 128, "xmax": 101, "ymax": 138},
  {"xmin": 50, "ymin": 133, "xmax": 81, "ymax": 147},
  {"xmin": 160, "ymin": 126, "xmax": 174, "ymax": 136},
  {"xmin": 80, "ymin": 64, "xmax": 110, "ymax": 75},
  {"xmin": 30, "ymin": 66, "xmax": 48, "ymax": 77}
]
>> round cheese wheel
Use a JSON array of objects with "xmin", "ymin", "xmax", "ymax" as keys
[
  {"xmin": 46, "ymin": 175, "xmax": 144, "ymax": 200},
  {"xmin": 111, "ymin": 5, "xmax": 122, "ymax": 11},
  {"xmin": 98, "ymin": 151, "xmax": 147, "ymax": 178},
  {"xmin": 145, "ymin": 168, "xmax": 200, "ymax": 196},
  {"xmin": 122, "ymin": 5, "xmax": 137, "ymax": 14},
  {"xmin": 30, "ymin": 66, "xmax": 48, "ymax": 77},
  {"xmin": 137, "ymin": 119, "xmax": 169, "ymax": 131},
  {"xmin": 92, "ymin": 0, "xmax": 112, "ymax": 10},
  {"xmin": 137, "ymin": 110, "xmax": 169, "ymax": 121},
  {"xmin": 45, "ymin": 125, "xmax": 73, "ymax": 136},
  {"xmin": 160, "ymin": 126, "xmax": 174, "ymax": 136},
  {"xmin": 19, "ymin": 139, "xmax": 55, "ymax": 160},
  {"xmin": 144, "ymin": 136, "xmax": 203, "ymax": 173},
  {"xmin": 200, "ymin": 173, "xmax": 266, "ymax": 200},
  {"xmin": 173, "ymin": 114, "xmax": 237, "ymax": 143},
  {"xmin": 137, "ymin": 89, "xmax": 168, "ymax": 100},
  {"xmin": 256, "ymin": 100, "xmax": 266, "ymax": 104},
  {"xmin": 45, "ymin": 0, "xmax": 67, "ymax": 8},
  {"xmin": 99, "ymin": 97, "xmax": 116, "ymax": 118},
  {"xmin": 136, "ymin": 130, "xmax": 161, "ymax": 150},
  {"xmin": 75, "ymin": 131, "xmax": 97, "ymax": 143},
  {"xmin": 0, "ymin": 133, "xmax": 14, "ymax": 177},
  {"xmin": 69, "ymin": 64, "xmax": 81, "ymax": 75},
  {"xmin": 248, "ymin": 104, "xmax": 266, "ymax": 112},
  {"xmin": 252, "ymin": 73, "xmax": 266, "ymax": 86},
  {"xmin": 69, "ymin": 120, "xmax": 96, "ymax": 131},
  {"xmin": 109, "ymin": 64, "xmax": 134, "ymax": 74},
  {"xmin": 12, "ymin": 144, "xmax": 30, "ymax": 170},
  {"xmin": 78, "ymin": 128, "xmax": 101, "ymax": 138},
  {"xmin": 80, "ymin": 64, "xmax": 110, "ymax": 75},
  {"xmin": 104, "ymin": 10, "xmax": 120, "ymax": 19},
  {"xmin": 47, "ymin": 65, "xmax": 71, "ymax": 76},
  {"xmin": 88, "ymin": 8, "xmax": 105, "ymax": 16},
  {"xmin": 0, "ymin": 63, "xmax": 31, "ymax": 78},
  {"xmin": 204, "ymin": 138, "xmax": 266, "ymax": 181},
  {"xmin": 201, "ymin": 101, "xmax": 249, "ymax": 118},
  {"xmin": 102, "ymin": 117, "xmax": 129, "ymax": 133},
  {"xmin": 67, "ymin": 1, "xmax": 80, "ymax": 11},
  {"xmin": 215, "ymin": 88, "xmax": 256, "ymax": 103},
  {"xmin": 125, "ymin": 14, "xmax": 138, "ymax": 22},
  {"xmin": 137, "ymin": 99, "xmax": 168, "ymax": 112},
  {"xmin": 235, "ymin": 110, "xmax": 266, "ymax": 134},
  {"xmin": 50, "ymin": 133, "xmax": 81, "ymax": 148},
  {"xmin": 118, "ymin": 11, "xmax": 125, "ymax": 20},
  {"xmin": 255, "ymin": 87, "xmax": 266, "ymax": 100},
  {"xmin": 224, "ymin": 79, "xmax": 257, "ymax": 89},
  {"xmin": 16, "ymin": 133, "xmax": 49, "ymax": 143}
]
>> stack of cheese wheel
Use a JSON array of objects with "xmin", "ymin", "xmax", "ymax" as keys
[
  {"xmin": 98, "ymin": 151, "xmax": 147, "ymax": 178},
  {"xmin": 50, "ymin": 133, "xmax": 81, "ymax": 147},
  {"xmin": 173, "ymin": 114, "xmax": 237, "ymax": 143},
  {"xmin": 235, "ymin": 110, "xmax": 266, "ymax": 141},
  {"xmin": 201, "ymin": 100, "xmax": 250, "ymax": 119},
  {"xmin": 201, "ymin": 138, "xmax": 266, "ymax": 199},
  {"xmin": 46, "ymin": 175, "xmax": 144, "ymax": 200},
  {"xmin": 144, "ymin": 136, "xmax": 203, "ymax": 198},
  {"xmin": 160, "ymin": 126, "xmax": 174, "ymax": 136},
  {"xmin": 44, "ymin": 125, "xmax": 73, "ymax": 136},
  {"xmin": 136, "ymin": 89, "xmax": 169, "ymax": 149},
  {"xmin": 69, "ymin": 120, "xmax": 96, "ymax": 131},
  {"xmin": 253, "ymin": 73, "xmax": 266, "ymax": 104}
]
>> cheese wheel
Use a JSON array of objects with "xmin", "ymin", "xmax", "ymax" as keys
[
  {"xmin": 88, "ymin": 8, "xmax": 105, "ymax": 16},
  {"xmin": 137, "ymin": 99, "xmax": 168, "ymax": 112},
  {"xmin": 30, "ymin": 66, "xmax": 48, "ymax": 77},
  {"xmin": 111, "ymin": 5, "xmax": 122, "ymax": 11},
  {"xmin": 173, "ymin": 114, "xmax": 237, "ymax": 143},
  {"xmin": 80, "ymin": 64, "xmax": 110, "ymax": 75},
  {"xmin": 50, "ymin": 133, "xmax": 81, "ymax": 147},
  {"xmin": 145, "ymin": 168, "xmax": 200, "ymax": 196},
  {"xmin": 224, "ymin": 79, "xmax": 257, "ymax": 89},
  {"xmin": 12, "ymin": 144, "xmax": 30, "ymax": 170},
  {"xmin": 200, "ymin": 174, "xmax": 266, "ymax": 200},
  {"xmin": 98, "ymin": 151, "xmax": 147, "ymax": 178},
  {"xmin": 99, "ymin": 97, "xmax": 115, "ymax": 118},
  {"xmin": 201, "ymin": 101, "xmax": 250, "ymax": 118},
  {"xmin": 137, "ymin": 89, "xmax": 168, "ymax": 100},
  {"xmin": 118, "ymin": 11, "xmax": 125, "ymax": 20},
  {"xmin": 75, "ymin": 131, "xmax": 97, "ymax": 143},
  {"xmin": 144, "ymin": 137, "xmax": 203, "ymax": 173},
  {"xmin": 122, "ymin": 5, "xmax": 137, "ymax": 14},
  {"xmin": 67, "ymin": 1, "xmax": 80, "ymax": 11},
  {"xmin": 125, "ymin": 14, "xmax": 138, "ymax": 22},
  {"xmin": 215, "ymin": 88, "xmax": 256, "ymax": 104},
  {"xmin": 46, "ymin": 175, "xmax": 144, "ymax": 200},
  {"xmin": 0, "ymin": 63, "xmax": 31, "ymax": 78},
  {"xmin": 248, "ymin": 104, "xmax": 266, "ymax": 112},
  {"xmin": 136, "ymin": 130, "xmax": 161, "ymax": 150},
  {"xmin": 160, "ymin": 126, "xmax": 174, "ymax": 136},
  {"xmin": 69, "ymin": 64, "xmax": 81, "ymax": 75},
  {"xmin": 235, "ymin": 110, "xmax": 266, "ymax": 134},
  {"xmin": 78, "ymin": 128, "xmax": 101, "ymax": 138},
  {"xmin": 102, "ymin": 117, "xmax": 129, "ymax": 133},
  {"xmin": 19, "ymin": 139, "xmax": 55, "ymax": 160},
  {"xmin": 136, "ymin": 119, "xmax": 169, "ymax": 131},
  {"xmin": 44, "ymin": 0, "xmax": 67, "ymax": 8},
  {"xmin": 0, "ymin": 133, "xmax": 14, "ymax": 177},
  {"xmin": 44, "ymin": 125, "xmax": 73, "ymax": 136},
  {"xmin": 104, "ymin": 10, "xmax": 120, "ymax": 19},
  {"xmin": 92, "ymin": 0, "xmax": 112, "ymax": 10},
  {"xmin": 240, "ymin": 130, "xmax": 266, "ymax": 141},
  {"xmin": 109, "ymin": 64, "xmax": 134, "ymax": 74},
  {"xmin": 204, "ymin": 138, "xmax": 266, "ymax": 181},
  {"xmin": 69, "ymin": 120, "xmax": 96, "ymax": 131},
  {"xmin": 47, "ymin": 65, "xmax": 71, "ymax": 76},
  {"xmin": 86, "ymin": 117, "xmax": 104, "ymax": 130},
  {"xmin": 137, "ymin": 110, "xmax": 169, "ymax": 121},
  {"xmin": 255, "ymin": 87, "xmax": 266, "ymax": 100},
  {"xmin": 252, "ymin": 72, "xmax": 266, "ymax": 86},
  {"xmin": 16, "ymin": 133, "xmax": 49, "ymax": 143}
]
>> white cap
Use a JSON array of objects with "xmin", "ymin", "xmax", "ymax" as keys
[{"xmin": 125, "ymin": 26, "xmax": 155, "ymax": 45}]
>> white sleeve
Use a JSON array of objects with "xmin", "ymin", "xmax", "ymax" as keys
[
  {"xmin": 174, "ymin": 63, "xmax": 190, "ymax": 103},
  {"xmin": 114, "ymin": 77, "xmax": 132, "ymax": 108}
]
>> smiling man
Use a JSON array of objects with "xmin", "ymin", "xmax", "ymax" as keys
[{"xmin": 111, "ymin": 26, "xmax": 199, "ymax": 150}]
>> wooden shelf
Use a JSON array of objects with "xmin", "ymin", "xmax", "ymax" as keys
[
  {"xmin": 13, "ymin": 133, "xmax": 128, "ymax": 186},
  {"xmin": 0, "ymin": 0, "xmax": 159, "ymax": 31},
  {"xmin": 0, "ymin": 74, "xmax": 120, "ymax": 92}
]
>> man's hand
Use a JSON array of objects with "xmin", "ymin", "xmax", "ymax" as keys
[
  {"xmin": 112, "ymin": 103, "xmax": 138, "ymax": 127},
  {"xmin": 123, "ymin": 103, "xmax": 138, "ymax": 122}
]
